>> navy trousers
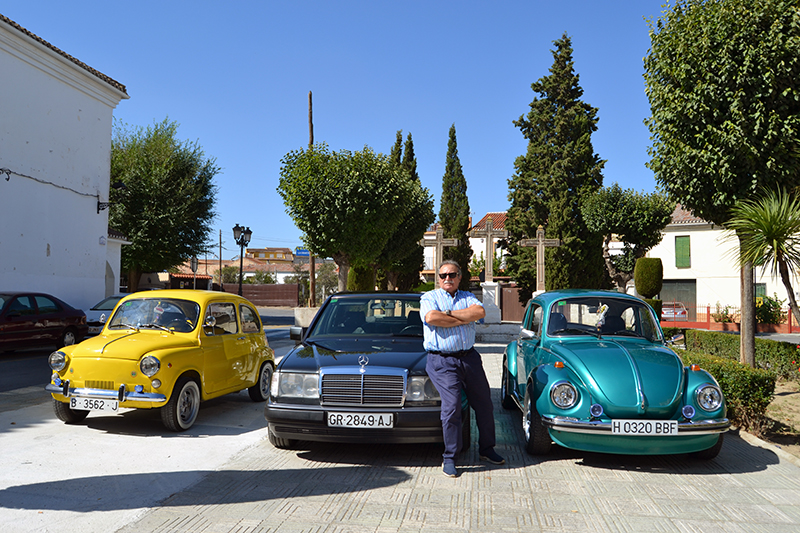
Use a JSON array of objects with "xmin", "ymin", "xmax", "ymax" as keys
[{"xmin": 425, "ymin": 348, "xmax": 497, "ymax": 463}]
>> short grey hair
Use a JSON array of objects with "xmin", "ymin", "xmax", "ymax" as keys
[{"xmin": 438, "ymin": 259, "xmax": 461, "ymax": 275}]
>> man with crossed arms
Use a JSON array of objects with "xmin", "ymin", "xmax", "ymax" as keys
[{"xmin": 420, "ymin": 259, "xmax": 505, "ymax": 477}]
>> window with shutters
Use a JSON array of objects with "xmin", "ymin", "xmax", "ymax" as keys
[{"xmin": 675, "ymin": 236, "xmax": 691, "ymax": 268}]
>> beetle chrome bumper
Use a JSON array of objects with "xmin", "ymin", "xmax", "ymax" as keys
[
  {"xmin": 541, "ymin": 416, "xmax": 730, "ymax": 435},
  {"xmin": 46, "ymin": 380, "xmax": 166, "ymax": 403}
]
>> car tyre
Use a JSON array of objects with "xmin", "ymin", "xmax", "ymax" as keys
[
  {"xmin": 523, "ymin": 386, "xmax": 551, "ymax": 455},
  {"xmin": 500, "ymin": 357, "xmax": 516, "ymax": 410},
  {"xmin": 248, "ymin": 361, "xmax": 273, "ymax": 402},
  {"xmin": 691, "ymin": 434, "xmax": 724, "ymax": 460},
  {"xmin": 58, "ymin": 327, "xmax": 79, "ymax": 348},
  {"xmin": 52, "ymin": 399, "xmax": 89, "ymax": 424},
  {"xmin": 267, "ymin": 425, "xmax": 297, "ymax": 449},
  {"xmin": 161, "ymin": 377, "xmax": 201, "ymax": 431}
]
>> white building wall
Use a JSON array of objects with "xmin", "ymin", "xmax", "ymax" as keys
[
  {"xmin": 0, "ymin": 20, "xmax": 127, "ymax": 310},
  {"xmin": 649, "ymin": 222, "xmax": 794, "ymax": 308}
]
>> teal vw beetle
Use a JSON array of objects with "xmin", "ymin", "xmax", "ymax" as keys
[{"xmin": 501, "ymin": 290, "xmax": 729, "ymax": 459}]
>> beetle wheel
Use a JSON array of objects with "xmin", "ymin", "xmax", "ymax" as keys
[
  {"xmin": 52, "ymin": 399, "xmax": 89, "ymax": 424},
  {"xmin": 691, "ymin": 434, "xmax": 724, "ymax": 460},
  {"xmin": 523, "ymin": 387, "xmax": 551, "ymax": 455},
  {"xmin": 500, "ymin": 357, "xmax": 516, "ymax": 410},
  {"xmin": 161, "ymin": 377, "xmax": 201, "ymax": 431},
  {"xmin": 248, "ymin": 362, "xmax": 273, "ymax": 402},
  {"xmin": 267, "ymin": 425, "xmax": 297, "ymax": 449}
]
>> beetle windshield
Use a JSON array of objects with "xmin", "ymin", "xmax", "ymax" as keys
[
  {"xmin": 308, "ymin": 296, "xmax": 423, "ymax": 338},
  {"xmin": 107, "ymin": 298, "xmax": 201, "ymax": 332},
  {"xmin": 547, "ymin": 296, "xmax": 662, "ymax": 341}
]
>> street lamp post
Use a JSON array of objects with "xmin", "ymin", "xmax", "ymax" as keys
[{"xmin": 233, "ymin": 224, "xmax": 252, "ymax": 296}]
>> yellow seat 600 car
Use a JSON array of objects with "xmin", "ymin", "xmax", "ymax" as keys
[{"xmin": 46, "ymin": 290, "xmax": 275, "ymax": 431}]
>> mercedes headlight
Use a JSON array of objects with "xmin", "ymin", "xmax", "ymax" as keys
[
  {"xmin": 273, "ymin": 372, "xmax": 319, "ymax": 399},
  {"xmin": 696, "ymin": 384, "xmax": 723, "ymax": 412},
  {"xmin": 550, "ymin": 381, "xmax": 578, "ymax": 409},
  {"xmin": 407, "ymin": 376, "xmax": 440, "ymax": 402},
  {"xmin": 140, "ymin": 356, "xmax": 161, "ymax": 377}
]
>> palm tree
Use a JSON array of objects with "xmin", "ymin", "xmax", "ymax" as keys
[{"xmin": 725, "ymin": 190, "xmax": 800, "ymax": 327}]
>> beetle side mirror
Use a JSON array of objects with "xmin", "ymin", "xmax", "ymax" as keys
[{"xmin": 520, "ymin": 328, "xmax": 537, "ymax": 341}]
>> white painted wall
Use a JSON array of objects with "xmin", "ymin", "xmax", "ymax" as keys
[
  {"xmin": 0, "ymin": 19, "xmax": 128, "ymax": 310},
  {"xmin": 648, "ymin": 222, "xmax": 795, "ymax": 308}
]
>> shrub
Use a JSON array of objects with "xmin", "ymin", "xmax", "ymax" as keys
[
  {"xmin": 685, "ymin": 329, "xmax": 800, "ymax": 381},
  {"xmin": 682, "ymin": 351, "xmax": 775, "ymax": 434},
  {"xmin": 634, "ymin": 257, "xmax": 663, "ymax": 299},
  {"xmin": 755, "ymin": 293, "xmax": 787, "ymax": 324},
  {"xmin": 645, "ymin": 298, "xmax": 662, "ymax": 318},
  {"xmin": 711, "ymin": 302, "xmax": 736, "ymax": 323}
]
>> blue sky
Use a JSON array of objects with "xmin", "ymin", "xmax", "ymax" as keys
[{"xmin": 4, "ymin": 1, "xmax": 670, "ymax": 260}]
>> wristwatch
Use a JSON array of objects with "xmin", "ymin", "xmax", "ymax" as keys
[{"xmin": 445, "ymin": 309, "xmax": 452, "ymax": 316}]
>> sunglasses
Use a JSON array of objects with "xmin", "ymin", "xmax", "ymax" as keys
[{"xmin": 438, "ymin": 272, "xmax": 459, "ymax": 280}]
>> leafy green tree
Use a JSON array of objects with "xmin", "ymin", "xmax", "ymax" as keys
[
  {"xmin": 439, "ymin": 124, "xmax": 473, "ymax": 290},
  {"xmin": 278, "ymin": 144, "xmax": 418, "ymax": 291},
  {"xmin": 314, "ymin": 262, "xmax": 338, "ymax": 301},
  {"xmin": 724, "ymin": 190, "xmax": 800, "ymax": 328},
  {"xmin": 506, "ymin": 33, "xmax": 607, "ymax": 301},
  {"xmin": 245, "ymin": 270, "xmax": 277, "ymax": 284},
  {"xmin": 644, "ymin": 0, "xmax": 800, "ymax": 366},
  {"xmin": 582, "ymin": 184, "xmax": 673, "ymax": 291},
  {"xmin": 216, "ymin": 265, "xmax": 239, "ymax": 284},
  {"xmin": 379, "ymin": 131, "xmax": 434, "ymax": 290},
  {"xmin": 110, "ymin": 119, "xmax": 218, "ymax": 292}
]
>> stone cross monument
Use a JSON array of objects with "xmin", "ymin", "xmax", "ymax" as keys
[
  {"xmin": 419, "ymin": 227, "xmax": 459, "ymax": 273},
  {"xmin": 519, "ymin": 225, "xmax": 562, "ymax": 292}
]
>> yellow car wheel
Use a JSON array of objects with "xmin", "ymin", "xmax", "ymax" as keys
[
  {"xmin": 161, "ymin": 377, "xmax": 200, "ymax": 431},
  {"xmin": 248, "ymin": 362, "xmax": 273, "ymax": 402},
  {"xmin": 53, "ymin": 399, "xmax": 89, "ymax": 424}
]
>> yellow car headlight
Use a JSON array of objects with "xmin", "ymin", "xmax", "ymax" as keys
[
  {"xmin": 140, "ymin": 356, "xmax": 161, "ymax": 377},
  {"xmin": 49, "ymin": 351, "xmax": 67, "ymax": 371}
]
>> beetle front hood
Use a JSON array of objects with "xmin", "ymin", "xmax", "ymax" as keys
[
  {"xmin": 550, "ymin": 339, "xmax": 685, "ymax": 417},
  {"xmin": 68, "ymin": 331, "xmax": 199, "ymax": 360},
  {"xmin": 281, "ymin": 340, "xmax": 428, "ymax": 373}
]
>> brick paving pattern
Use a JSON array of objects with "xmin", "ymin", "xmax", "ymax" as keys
[{"xmin": 117, "ymin": 345, "xmax": 800, "ymax": 533}]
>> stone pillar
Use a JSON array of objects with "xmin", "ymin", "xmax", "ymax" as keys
[{"xmin": 481, "ymin": 282, "xmax": 501, "ymax": 323}]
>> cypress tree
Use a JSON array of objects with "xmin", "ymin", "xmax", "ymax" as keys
[
  {"xmin": 507, "ymin": 33, "xmax": 608, "ymax": 300},
  {"xmin": 439, "ymin": 124, "xmax": 473, "ymax": 290}
]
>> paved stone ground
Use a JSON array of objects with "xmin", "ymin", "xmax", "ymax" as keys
[{"xmin": 117, "ymin": 345, "xmax": 800, "ymax": 533}]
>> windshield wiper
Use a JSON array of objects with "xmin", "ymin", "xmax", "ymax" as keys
[
  {"xmin": 109, "ymin": 322, "xmax": 139, "ymax": 331},
  {"xmin": 550, "ymin": 327, "xmax": 600, "ymax": 339},
  {"xmin": 139, "ymin": 323, "xmax": 172, "ymax": 333},
  {"xmin": 305, "ymin": 339, "xmax": 339, "ymax": 352}
]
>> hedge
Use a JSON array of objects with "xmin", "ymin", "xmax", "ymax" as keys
[
  {"xmin": 682, "ymin": 351, "xmax": 775, "ymax": 434},
  {"xmin": 685, "ymin": 329, "xmax": 800, "ymax": 381}
]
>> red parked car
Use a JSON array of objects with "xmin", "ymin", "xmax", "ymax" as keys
[{"xmin": 0, "ymin": 292, "xmax": 88, "ymax": 351}]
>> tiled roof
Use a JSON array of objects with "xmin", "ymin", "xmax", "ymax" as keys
[
  {"xmin": 670, "ymin": 204, "xmax": 708, "ymax": 225},
  {"xmin": 472, "ymin": 212, "xmax": 507, "ymax": 231},
  {"xmin": 0, "ymin": 13, "xmax": 127, "ymax": 95},
  {"xmin": 171, "ymin": 272, "xmax": 212, "ymax": 280}
]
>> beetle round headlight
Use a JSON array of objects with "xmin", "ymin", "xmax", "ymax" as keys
[
  {"xmin": 696, "ymin": 384, "xmax": 722, "ymax": 411},
  {"xmin": 550, "ymin": 381, "xmax": 578, "ymax": 409},
  {"xmin": 140, "ymin": 356, "xmax": 161, "ymax": 377},
  {"xmin": 49, "ymin": 351, "xmax": 67, "ymax": 371}
]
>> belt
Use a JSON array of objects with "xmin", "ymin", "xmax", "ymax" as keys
[{"xmin": 428, "ymin": 348, "xmax": 473, "ymax": 357}]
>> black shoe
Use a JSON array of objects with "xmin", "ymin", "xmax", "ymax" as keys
[{"xmin": 479, "ymin": 449, "xmax": 505, "ymax": 465}]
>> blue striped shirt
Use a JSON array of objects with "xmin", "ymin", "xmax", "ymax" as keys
[{"xmin": 420, "ymin": 288, "xmax": 483, "ymax": 352}]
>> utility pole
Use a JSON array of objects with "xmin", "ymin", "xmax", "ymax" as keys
[
  {"xmin": 219, "ymin": 229, "xmax": 223, "ymax": 292},
  {"xmin": 308, "ymin": 90, "xmax": 316, "ymax": 307}
]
